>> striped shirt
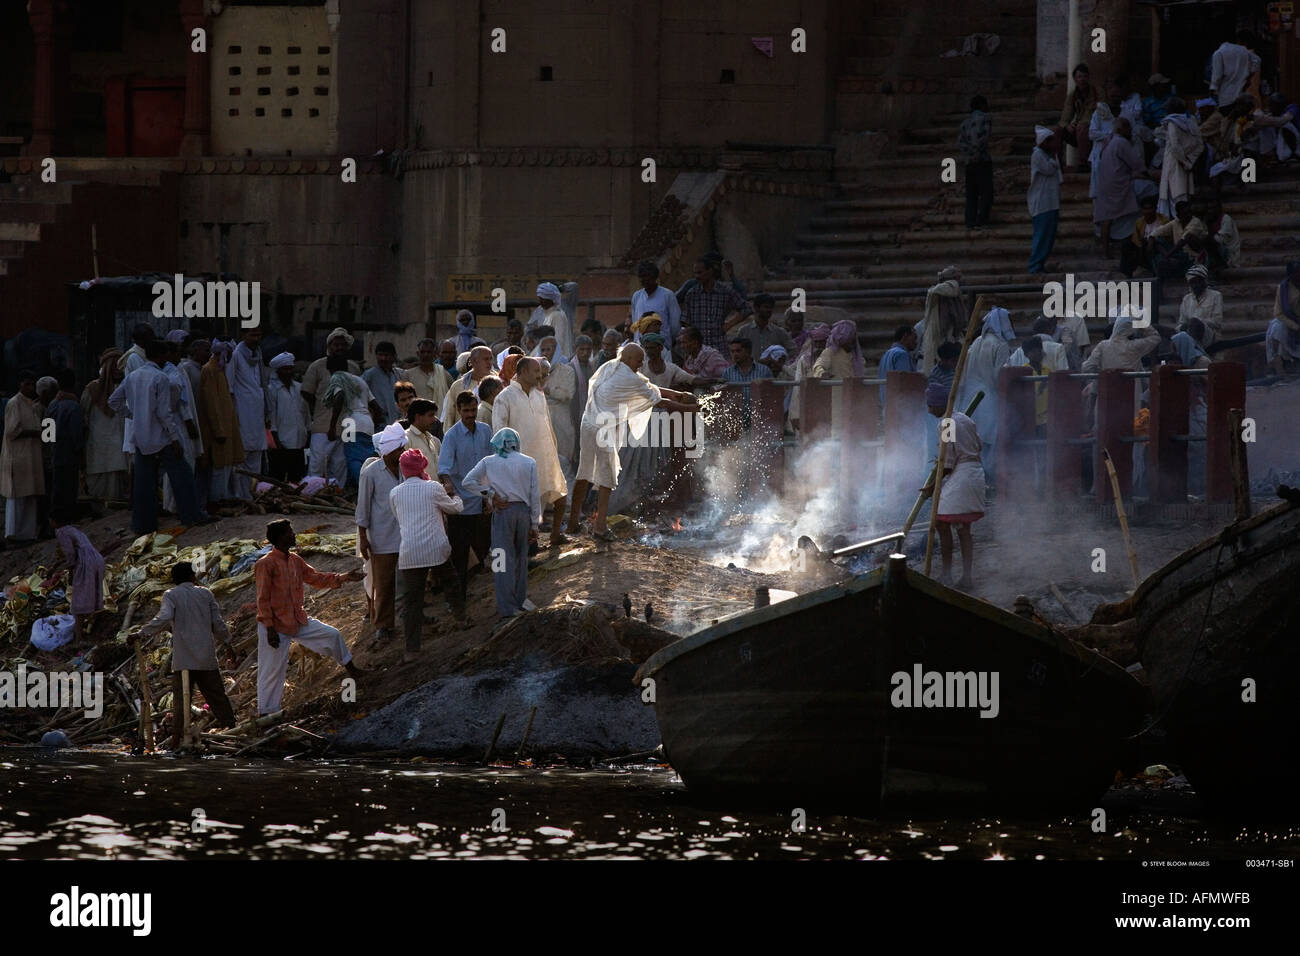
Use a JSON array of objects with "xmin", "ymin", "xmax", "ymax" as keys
[
  {"xmin": 389, "ymin": 476, "xmax": 463, "ymax": 569},
  {"xmin": 722, "ymin": 361, "xmax": 773, "ymax": 429}
]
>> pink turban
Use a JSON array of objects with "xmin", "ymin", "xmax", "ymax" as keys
[{"xmin": 399, "ymin": 448, "xmax": 430, "ymax": 480}]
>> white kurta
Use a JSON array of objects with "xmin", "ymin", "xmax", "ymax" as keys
[
  {"xmin": 226, "ymin": 342, "xmax": 267, "ymax": 451},
  {"xmin": 544, "ymin": 360, "xmax": 578, "ymax": 465},
  {"xmin": 957, "ymin": 329, "xmax": 1010, "ymax": 442},
  {"xmin": 493, "ymin": 381, "xmax": 568, "ymax": 505},
  {"xmin": 80, "ymin": 387, "xmax": 128, "ymax": 480},
  {"xmin": 578, "ymin": 361, "xmax": 662, "ymax": 489},
  {"xmin": 936, "ymin": 412, "xmax": 986, "ymax": 517},
  {"xmin": 1159, "ymin": 115, "xmax": 1203, "ymax": 218},
  {"xmin": 527, "ymin": 305, "xmax": 575, "ymax": 362}
]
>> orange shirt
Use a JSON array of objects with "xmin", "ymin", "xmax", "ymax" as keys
[{"xmin": 254, "ymin": 548, "xmax": 345, "ymax": 637}]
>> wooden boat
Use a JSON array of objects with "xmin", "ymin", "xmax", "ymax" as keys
[
  {"xmin": 635, "ymin": 555, "xmax": 1146, "ymax": 813},
  {"xmin": 1090, "ymin": 498, "xmax": 1300, "ymax": 815}
]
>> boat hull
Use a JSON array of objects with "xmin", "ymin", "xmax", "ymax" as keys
[
  {"xmin": 637, "ymin": 563, "xmax": 1145, "ymax": 812},
  {"xmin": 1125, "ymin": 501, "xmax": 1300, "ymax": 814}
]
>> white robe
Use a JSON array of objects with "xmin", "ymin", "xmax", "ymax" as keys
[
  {"xmin": 226, "ymin": 342, "xmax": 267, "ymax": 451},
  {"xmin": 544, "ymin": 361, "xmax": 578, "ymax": 467},
  {"xmin": 956, "ymin": 329, "xmax": 1009, "ymax": 442},
  {"xmin": 936, "ymin": 412, "xmax": 985, "ymax": 517},
  {"xmin": 493, "ymin": 380, "xmax": 568, "ymax": 504},
  {"xmin": 527, "ymin": 305, "xmax": 575, "ymax": 363},
  {"xmin": 1158, "ymin": 115, "xmax": 1203, "ymax": 218},
  {"xmin": 578, "ymin": 361, "xmax": 662, "ymax": 489}
]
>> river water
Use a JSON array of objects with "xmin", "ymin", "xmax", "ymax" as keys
[{"xmin": 2, "ymin": 750, "xmax": 1295, "ymax": 861}]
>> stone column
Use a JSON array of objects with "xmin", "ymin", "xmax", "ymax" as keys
[
  {"xmin": 26, "ymin": 0, "xmax": 70, "ymax": 156},
  {"xmin": 1082, "ymin": 0, "xmax": 1131, "ymax": 90},
  {"xmin": 179, "ymin": 0, "xmax": 211, "ymax": 156}
]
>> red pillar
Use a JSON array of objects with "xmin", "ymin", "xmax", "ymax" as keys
[
  {"xmin": 1205, "ymin": 361, "xmax": 1246, "ymax": 504},
  {"xmin": 883, "ymin": 371, "xmax": 926, "ymax": 504},
  {"xmin": 995, "ymin": 365, "xmax": 1035, "ymax": 504},
  {"xmin": 751, "ymin": 379, "xmax": 785, "ymax": 497},
  {"xmin": 1148, "ymin": 364, "xmax": 1189, "ymax": 504},
  {"xmin": 840, "ymin": 376, "xmax": 880, "ymax": 507},
  {"xmin": 180, "ymin": 0, "xmax": 211, "ymax": 155},
  {"xmin": 25, "ymin": 0, "xmax": 71, "ymax": 156},
  {"xmin": 801, "ymin": 377, "xmax": 833, "ymax": 443},
  {"xmin": 1094, "ymin": 369, "xmax": 1133, "ymax": 506},
  {"xmin": 1046, "ymin": 370, "xmax": 1084, "ymax": 497}
]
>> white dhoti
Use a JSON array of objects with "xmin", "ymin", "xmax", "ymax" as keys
[
  {"xmin": 256, "ymin": 618, "xmax": 351, "ymax": 715},
  {"xmin": 577, "ymin": 422, "xmax": 619, "ymax": 489},
  {"xmin": 576, "ymin": 361, "xmax": 662, "ymax": 491}
]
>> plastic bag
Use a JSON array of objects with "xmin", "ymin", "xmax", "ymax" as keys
[{"xmin": 31, "ymin": 614, "xmax": 76, "ymax": 651}]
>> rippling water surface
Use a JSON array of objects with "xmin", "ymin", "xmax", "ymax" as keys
[{"xmin": 2, "ymin": 751, "xmax": 1295, "ymax": 861}]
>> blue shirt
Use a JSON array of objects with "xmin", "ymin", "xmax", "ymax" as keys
[
  {"xmin": 877, "ymin": 343, "xmax": 915, "ymax": 404},
  {"xmin": 722, "ymin": 361, "xmax": 773, "ymax": 429},
  {"xmin": 436, "ymin": 419, "xmax": 494, "ymax": 515}
]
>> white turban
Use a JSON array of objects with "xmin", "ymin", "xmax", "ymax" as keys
[
  {"xmin": 1034, "ymin": 125, "xmax": 1053, "ymax": 145},
  {"xmin": 456, "ymin": 351, "xmax": 471, "ymax": 373},
  {"xmin": 164, "ymin": 329, "xmax": 189, "ymax": 344},
  {"xmin": 537, "ymin": 282, "xmax": 562, "ymax": 304},
  {"xmin": 372, "ymin": 422, "xmax": 408, "ymax": 456},
  {"xmin": 759, "ymin": 345, "xmax": 788, "ymax": 362},
  {"xmin": 269, "ymin": 352, "xmax": 295, "ymax": 369},
  {"xmin": 326, "ymin": 327, "xmax": 354, "ymax": 347}
]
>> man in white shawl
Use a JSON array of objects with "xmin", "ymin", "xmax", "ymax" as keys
[
  {"xmin": 227, "ymin": 326, "xmax": 268, "ymax": 498},
  {"xmin": 494, "ymin": 355, "xmax": 570, "ymax": 549},
  {"xmin": 537, "ymin": 337, "xmax": 577, "ymax": 476},
  {"xmin": 1158, "ymin": 98, "xmax": 1204, "ymax": 218},
  {"xmin": 566, "ymin": 343, "xmax": 696, "ymax": 541},
  {"xmin": 440, "ymin": 346, "xmax": 496, "ymax": 431},
  {"xmin": 955, "ymin": 309, "xmax": 1010, "ymax": 484},
  {"xmin": 919, "ymin": 266, "xmax": 966, "ymax": 374},
  {"xmin": 527, "ymin": 282, "xmax": 574, "ymax": 360}
]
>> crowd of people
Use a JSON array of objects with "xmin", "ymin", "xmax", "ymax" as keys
[{"xmin": 1014, "ymin": 31, "xmax": 1299, "ymax": 278}]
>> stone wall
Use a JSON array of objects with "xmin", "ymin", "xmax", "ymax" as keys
[
  {"xmin": 408, "ymin": 0, "xmax": 829, "ymax": 151},
  {"xmin": 177, "ymin": 164, "xmax": 400, "ymax": 333}
]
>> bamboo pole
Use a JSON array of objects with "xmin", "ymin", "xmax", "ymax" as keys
[
  {"xmin": 181, "ymin": 670, "xmax": 194, "ymax": 749},
  {"xmin": 1102, "ymin": 448, "xmax": 1140, "ymax": 589},
  {"xmin": 483, "ymin": 712, "xmax": 507, "ymax": 764},
  {"xmin": 924, "ymin": 295, "xmax": 987, "ymax": 576},
  {"xmin": 1228, "ymin": 407, "xmax": 1251, "ymax": 522},
  {"xmin": 515, "ymin": 706, "xmax": 537, "ymax": 761}
]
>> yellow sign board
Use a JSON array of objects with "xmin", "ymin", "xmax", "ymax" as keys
[{"xmin": 446, "ymin": 274, "xmax": 538, "ymax": 302}]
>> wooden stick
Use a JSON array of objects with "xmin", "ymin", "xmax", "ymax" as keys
[
  {"xmin": 124, "ymin": 603, "xmax": 155, "ymax": 753},
  {"xmin": 515, "ymin": 706, "xmax": 537, "ymax": 760},
  {"xmin": 181, "ymin": 670, "xmax": 194, "ymax": 748},
  {"xmin": 1101, "ymin": 448, "xmax": 1140, "ymax": 590},
  {"xmin": 1048, "ymin": 581, "xmax": 1080, "ymax": 624},
  {"xmin": 483, "ymin": 711, "xmax": 507, "ymax": 764},
  {"xmin": 1228, "ymin": 407, "xmax": 1251, "ymax": 523},
  {"xmin": 924, "ymin": 294, "xmax": 986, "ymax": 576}
]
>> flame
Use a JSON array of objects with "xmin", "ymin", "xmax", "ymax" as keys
[{"xmin": 671, "ymin": 517, "xmax": 682, "ymax": 532}]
